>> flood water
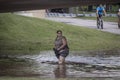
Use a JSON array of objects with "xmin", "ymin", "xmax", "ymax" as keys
[{"xmin": 0, "ymin": 50, "xmax": 120, "ymax": 79}]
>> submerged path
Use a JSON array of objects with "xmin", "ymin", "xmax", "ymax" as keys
[
  {"xmin": 46, "ymin": 17, "xmax": 120, "ymax": 35},
  {"xmin": 19, "ymin": 50, "xmax": 120, "ymax": 78},
  {"xmin": 1, "ymin": 50, "xmax": 119, "ymax": 78}
]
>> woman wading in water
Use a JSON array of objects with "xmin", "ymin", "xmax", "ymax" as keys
[{"xmin": 53, "ymin": 30, "xmax": 69, "ymax": 64}]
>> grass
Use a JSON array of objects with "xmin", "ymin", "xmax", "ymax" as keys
[
  {"xmin": 77, "ymin": 16, "xmax": 118, "ymax": 22},
  {"xmin": 0, "ymin": 13, "xmax": 120, "ymax": 55}
]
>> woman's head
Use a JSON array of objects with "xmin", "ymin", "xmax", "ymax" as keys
[{"xmin": 56, "ymin": 30, "xmax": 62, "ymax": 37}]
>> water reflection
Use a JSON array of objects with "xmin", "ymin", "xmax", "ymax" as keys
[{"xmin": 54, "ymin": 64, "xmax": 66, "ymax": 78}]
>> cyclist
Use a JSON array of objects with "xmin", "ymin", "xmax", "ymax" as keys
[{"xmin": 96, "ymin": 4, "xmax": 106, "ymax": 29}]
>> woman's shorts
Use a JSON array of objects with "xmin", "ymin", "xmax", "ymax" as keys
[{"xmin": 54, "ymin": 49, "xmax": 69, "ymax": 59}]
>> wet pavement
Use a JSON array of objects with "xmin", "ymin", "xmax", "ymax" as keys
[
  {"xmin": 45, "ymin": 17, "xmax": 120, "ymax": 35},
  {"xmin": 0, "ymin": 50, "xmax": 120, "ymax": 78}
]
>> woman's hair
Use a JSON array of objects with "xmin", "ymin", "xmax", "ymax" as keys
[{"xmin": 56, "ymin": 30, "xmax": 62, "ymax": 34}]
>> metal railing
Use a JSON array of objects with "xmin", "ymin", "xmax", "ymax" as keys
[{"xmin": 46, "ymin": 12, "xmax": 117, "ymax": 17}]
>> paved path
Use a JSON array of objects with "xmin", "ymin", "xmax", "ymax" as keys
[{"xmin": 46, "ymin": 17, "xmax": 120, "ymax": 35}]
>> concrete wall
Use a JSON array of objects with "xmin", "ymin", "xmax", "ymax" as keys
[
  {"xmin": 28, "ymin": 10, "xmax": 46, "ymax": 18},
  {"xmin": 15, "ymin": 10, "xmax": 46, "ymax": 18}
]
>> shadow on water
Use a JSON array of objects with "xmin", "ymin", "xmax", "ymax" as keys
[{"xmin": 0, "ymin": 50, "xmax": 120, "ymax": 79}]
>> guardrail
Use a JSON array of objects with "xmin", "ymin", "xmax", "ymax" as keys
[
  {"xmin": 46, "ymin": 13, "xmax": 117, "ymax": 17},
  {"xmin": 46, "ymin": 13, "xmax": 77, "ymax": 17}
]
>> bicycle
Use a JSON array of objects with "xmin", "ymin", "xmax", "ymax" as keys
[{"xmin": 97, "ymin": 16, "xmax": 103, "ymax": 29}]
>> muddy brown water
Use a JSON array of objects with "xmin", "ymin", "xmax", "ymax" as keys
[{"xmin": 0, "ymin": 50, "xmax": 120, "ymax": 78}]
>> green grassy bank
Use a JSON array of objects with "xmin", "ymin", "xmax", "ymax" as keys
[{"xmin": 0, "ymin": 13, "xmax": 120, "ymax": 55}]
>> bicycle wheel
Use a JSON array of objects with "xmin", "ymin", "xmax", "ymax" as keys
[
  {"xmin": 101, "ymin": 19, "xmax": 103, "ymax": 29},
  {"xmin": 118, "ymin": 23, "xmax": 120, "ymax": 29},
  {"xmin": 97, "ymin": 19, "xmax": 100, "ymax": 29},
  {"xmin": 99, "ymin": 18, "xmax": 103, "ymax": 29}
]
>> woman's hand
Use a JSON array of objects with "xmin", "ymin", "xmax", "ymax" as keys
[{"xmin": 57, "ymin": 48, "xmax": 60, "ymax": 51}]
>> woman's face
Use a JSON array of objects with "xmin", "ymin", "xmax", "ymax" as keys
[{"xmin": 57, "ymin": 32, "xmax": 62, "ymax": 37}]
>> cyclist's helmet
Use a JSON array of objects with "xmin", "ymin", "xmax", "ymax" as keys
[{"xmin": 100, "ymin": 4, "xmax": 102, "ymax": 7}]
